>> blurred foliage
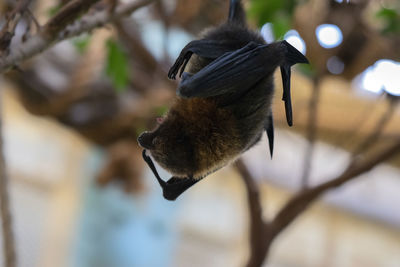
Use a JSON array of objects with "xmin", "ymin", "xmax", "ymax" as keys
[
  {"xmin": 376, "ymin": 7, "xmax": 400, "ymax": 35},
  {"xmin": 105, "ymin": 39, "xmax": 129, "ymax": 92},
  {"xmin": 155, "ymin": 106, "xmax": 168, "ymax": 116},
  {"xmin": 135, "ymin": 125, "xmax": 147, "ymax": 137},
  {"xmin": 47, "ymin": 4, "xmax": 61, "ymax": 17},
  {"xmin": 73, "ymin": 36, "xmax": 91, "ymax": 54},
  {"xmin": 248, "ymin": 0, "xmax": 297, "ymax": 39},
  {"xmin": 297, "ymin": 63, "xmax": 317, "ymax": 78}
]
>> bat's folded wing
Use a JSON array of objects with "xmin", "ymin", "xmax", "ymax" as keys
[
  {"xmin": 168, "ymin": 39, "xmax": 242, "ymax": 79},
  {"xmin": 176, "ymin": 40, "xmax": 309, "ymax": 127},
  {"xmin": 177, "ymin": 42, "xmax": 283, "ymax": 98}
]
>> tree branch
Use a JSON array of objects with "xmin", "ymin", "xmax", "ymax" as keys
[
  {"xmin": 239, "ymin": 138, "xmax": 400, "ymax": 267},
  {"xmin": 0, "ymin": 0, "xmax": 32, "ymax": 54},
  {"xmin": 269, "ymin": 139, "xmax": 400, "ymax": 238},
  {"xmin": 0, "ymin": 0, "xmax": 158, "ymax": 73},
  {"xmin": 300, "ymin": 77, "xmax": 321, "ymax": 188},
  {"xmin": 353, "ymin": 98, "xmax": 396, "ymax": 156},
  {"xmin": 43, "ymin": 0, "xmax": 101, "ymax": 38},
  {"xmin": 235, "ymin": 159, "xmax": 269, "ymax": 267}
]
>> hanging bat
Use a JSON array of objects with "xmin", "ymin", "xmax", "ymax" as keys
[{"xmin": 138, "ymin": 0, "xmax": 308, "ymax": 201}]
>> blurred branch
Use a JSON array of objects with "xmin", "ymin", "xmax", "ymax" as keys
[
  {"xmin": 106, "ymin": 0, "xmax": 118, "ymax": 13},
  {"xmin": 0, "ymin": 101, "xmax": 16, "ymax": 267},
  {"xmin": 235, "ymin": 159, "xmax": 269, "ymax": 267},
  {"xmin": 300, "ymin": 77, "xmax": 321, "ymax": 188},
  {"xmin": 352, "ymin": 97, "xmax": 397, "ymax": 156},
  {"xmin": 0, "ymin": 0, "xmax": 33, "ymax": 55},
  {"xmin": 0, "ymin": 0, "xmax": 158, "ymax": 73},
  {"xmin": 270, "ymin": 139, "xmax": 400, "ymax": 238},
  {"xmin": 43, "ymin": 0, "xmax": 101, "ymax": 38},
  {"xmin": 333, "ymin": 93, "xmax": 385, "ymax": 150},
  {"xmin": 239, "ymin": 138, "xmax": 400, "ymax": 266},
  {"xmin": 153, "ymin": 0, "xmax": 171, "ymax": 63}
]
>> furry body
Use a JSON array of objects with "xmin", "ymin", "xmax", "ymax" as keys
[
  {"xmin": 137, "ymin": 0, "xmax": 308, "ymax": 200},
  {"xmin": 144, "ymin": 23, "xmax": 280, "ymax": 178}
]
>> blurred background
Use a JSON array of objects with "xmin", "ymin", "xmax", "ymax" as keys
[{"xmin": 0, "ymin": 0, "xmax": 399, "ymax": 266}]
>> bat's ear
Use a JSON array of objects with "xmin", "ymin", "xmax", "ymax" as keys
[{"xmin": 137, "ymin": 132, "xmax": 155, "ymax": 150}]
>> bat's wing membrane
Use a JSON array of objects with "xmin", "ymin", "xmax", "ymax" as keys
[{"xmin": 168, "ymin": 39, "xmax": 242, "ymax": 79}]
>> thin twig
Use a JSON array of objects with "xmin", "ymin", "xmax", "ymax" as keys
[
  {"xmin": 352, "ymin": 98, "xmax": 397, "ymax": 156},
  {"xmin": 25, "ymin": 8, "xmax": 41, "ymax": 31},
  {"xmin": 43, "ymin": 0, "xmax": 101, "ymax": 38},
  {"xmin": 300, "ymin": 77, "xmax": 320, "ymax": 188},
  {"xmin": 0, "ymin": 0, "xmax": 158, "ymax": 73},
  {"xmin": 334, "ymin": 93, "xmax": 385, "ymax": 150},
  {"xmin": 0, "ymin": 0, "xmax": 33, "ymax": 54}
]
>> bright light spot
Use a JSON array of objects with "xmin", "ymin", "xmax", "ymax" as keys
[
  {"xmin": 327, "ymin": 56, "xmax": 345, "ymax": 74},
  {"xmin": 377, "ymin": 60, "xmax": 400, "ymax": 96},
  {"xmin": 261, "ymin": 23, "xmax": 274, "ymax": 43},
  {"xmin": 315, "ymin": 24, "xmax": 343, "ymax": 49},
  {"xmin": 284, "ymin": 30, "xmax": 306, "ymax": 55},
  {"xmin": 354, "ymin": 59, "xmax": 400, "ymax": 96},
  {"xmin": 360, "ymin": 66, "xmax": 383, "ymax": 94}
]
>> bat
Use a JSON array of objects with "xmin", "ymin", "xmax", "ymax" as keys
[{"xmin": 138, "ymin": 0, "xmax": 309, "ymax": 201}]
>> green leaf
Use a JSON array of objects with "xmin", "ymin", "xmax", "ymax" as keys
[
  {"xmin": 272, "ymin": 13, "xmax": 291, "ymax": 39},
  {"xmin": 155, "ymin": 106, "xmax": 168, "ymax": 116},
  {"xmin": 376, "ymin": 7, "xmax": 400, "ymax": 34},
  {"xmin": 248, "ymin": 0, "xmax": 296, "ymax": 27},
  {"xmin": 47, "ymin": 5, "xmax": 61, "ymax": 17},
  {"xmin": 376, "ymin": 7, "xmax": 397, "ymax": 19},
  {"xmin": 297, "ymin": 63, "xmax": 316, "ymax": 78},
  {"xmin": 73, "ymin": 36, "xmax": 91, "ymax": 54},
  {"xmin": 105, "ymin": 39, "xmax": 130, "ymax": 92},
  {"xmin": 135, "ymin": 125, "xmax": 147, "ymax": 137}
]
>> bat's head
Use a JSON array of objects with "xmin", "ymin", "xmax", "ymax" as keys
[{"xmin": 137, "ymin": 117, "xmax": 195, "ymax": 177}]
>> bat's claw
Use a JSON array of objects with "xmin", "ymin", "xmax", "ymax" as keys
[
  {"xmin": 168, "ymin": 51, "xmax": 193, "ymax": 80},
  {"xmin": 162, "ymin": 176, "xmax": 200, "ymax": 201},
  {"xmin": 142, "ymin": 149, "xmax": 200, "ymax": 201}
]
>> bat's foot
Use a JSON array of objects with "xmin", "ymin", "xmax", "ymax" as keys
[{"xmin": 142, "ymin": 149, "xmax": 200, "ymax": 201}]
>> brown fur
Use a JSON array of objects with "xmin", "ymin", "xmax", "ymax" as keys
[{"xmin": 148, "ymin": 97, "xmax": 243, "ymax": 178}]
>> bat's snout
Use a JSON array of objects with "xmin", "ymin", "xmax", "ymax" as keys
[{"xmin": 137, "ymin": 132, "xmax": 155, "ymax": 150}]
